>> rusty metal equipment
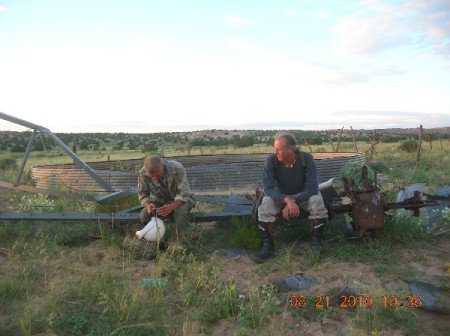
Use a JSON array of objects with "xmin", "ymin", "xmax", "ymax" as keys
[{"xmin": 327, "ymin": 166, "xmax": 441, "ymax": 236}]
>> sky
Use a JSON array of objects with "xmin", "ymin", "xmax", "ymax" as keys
[{"xmin": 0, "ymin": 0, "xmax": 449, "ymax": 133}]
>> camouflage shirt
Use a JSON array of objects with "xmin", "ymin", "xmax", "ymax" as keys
[{"xmin": 137, "ymin": 159, "xmax": 195, "ymax": 207}]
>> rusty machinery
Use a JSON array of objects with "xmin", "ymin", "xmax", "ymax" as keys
[{"xmin": 327, "ymin": 165, "xmax": 441, "ymax": 237}]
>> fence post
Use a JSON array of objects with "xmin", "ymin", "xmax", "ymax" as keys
[{"xmin": 416, "ymin": 125, "xmax": 423, "ymax": 165}]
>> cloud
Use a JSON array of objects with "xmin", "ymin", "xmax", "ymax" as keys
[
  {"xmin": 131, "ymin": 33, "xmax": 167, "ymax": 52},
  {"xmin": 284, "ymin": 9, "xmax": 298, "ymax": 17},
  {"xmin": 225, "ymin": 15, "xmax": 251, "ymax": 27},
  {"xmin": 333, "ymin": 13, "xmax": 412, "ymax": 55},
  {"xmin": 333, "ymin": 0, "xmax": 450, "ymax": 57},
  {"xmin": 225, "ymin": 37, "xmax": 288, "ymax": 62},
  {"xmin": 283, "ymin": 8, "xmax": 330, "ymax": 19},
  {"xmin": 328, "ymin": 110, "xmax": 450, "ymax": 129},
  {"xmin": 0, "ymin": 5, "xmax": 7, "ymax": 12},
  {"xmin": 226, "ymin": 37, "xmax": 267, "ymax": 53},
  {"xmin": 241, "ymin": 111, "xmax": 450, "ymax": 131},
  {"xmin": 321, "ymin": 63, "xmax": 404, "ymax": 86}
]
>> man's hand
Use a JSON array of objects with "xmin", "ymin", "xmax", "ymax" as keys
[
  {"xmin": 156, "ymin": 200, "xmax": 185, "ymax": 217},
  {"xmin": 282, "ymin": 197, "xmax": 300, "ymax": 221},
  {"xmin": 144, "ymin": 201, "xmax": 156, "ymax": 215},
  {"xmin": 156, "ymin": 203, "xmax": 176, "ymax": 217}
]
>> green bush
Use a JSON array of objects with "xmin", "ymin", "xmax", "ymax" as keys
[
  {"xmin": 398, "ymin": 138, "xmax": 418, "ymax": 153},
  {"xmin": 367, "ymin": 161, "xmax": 390, "ymax": 174},
  {"xmin": 13, "ymin": 194, "xmax": 61, "ymax": 213},
  {"xmin": 0, "ymin": 158, "xmax": 18, "ymax": 170},
  {"xmin": 340, "ymin": 161, "xmax": 376, "ymax": 189}
]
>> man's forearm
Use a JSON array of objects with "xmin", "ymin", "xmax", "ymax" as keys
[{"xmin": 171, "ymin": 199, "xmax": 185, "ymax": 209}]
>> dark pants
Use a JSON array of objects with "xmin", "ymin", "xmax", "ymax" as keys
[{"xmin": 140, "ymin": 202, "xmax": 193, "ymax": 240}]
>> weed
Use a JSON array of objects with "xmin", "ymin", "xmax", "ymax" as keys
[
  {"xmin": 238, "ymin": 284, "xmax": 278, "ymax": 330},
  {"xmin": 228, "ymin": 216, "xmax": 261, "ymax": 250},
  {"xmin": 330, "ymin": 238, "xmax": 397, "ymax": 264},
  {"xmin": 376, "ymin": 210, "xmax": 429, "ymax": 243},
  {"xmin": 273, "ymin": 243, "xmax": 298, "ymax": 273},
  {"xmin": 13, "ymin": 194, "xmax": 60, "ymax": 213},
  {"xmin": 438, "ymin": 207, "xmax": 450, "ymax": 224},
  {"xmin": 302, "ymin": 247, "xmax": 323, "ymax": 267},
  {"xmin": 191, "ymin": 279, "xmax": 240, "ymax": 324},
  {"xmin": 355, "ymin": 301, "xmax": 418, "ymax": 335}
]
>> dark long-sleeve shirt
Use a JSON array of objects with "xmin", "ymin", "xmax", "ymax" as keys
[{"xmin": 263, "ymin": 152, "xmax": 319, "ymax": 204}]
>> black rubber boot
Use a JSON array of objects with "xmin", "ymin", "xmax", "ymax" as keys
[
  {"xmin": 156, "ymin": 240, "xmax": 167, "ymax": 252},
  {"xmin": 311, "ymin": 219, "xmax": 326, "ymax": 257},
  {"xmin": 145, "ymin": 240, "xmax": 168, "ymax": 261},
  {"xmin": 253, "ymin": 222, "xmax": 275, "ymax": 263}
]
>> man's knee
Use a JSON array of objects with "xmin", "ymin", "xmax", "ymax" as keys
[
  {"xmin": 258, "ymin": 196, "xmax": 280, "ymax": 223},
  {"xmin": 173, "ymin": 204, "xmax": 192, "ymax": 225},
  {"xmin": 308, "ymin": 194, "xmax": 328, "ymax": 218}
]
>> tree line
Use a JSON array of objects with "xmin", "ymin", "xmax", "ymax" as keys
[{"xmin": 0, "ymin": 128, "xmax": 448, "ymax": 153}]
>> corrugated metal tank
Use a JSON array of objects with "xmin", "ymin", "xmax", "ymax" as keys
[{"xmin": 30, "ymin": 152, "xmax": 364, "ymax": 194}]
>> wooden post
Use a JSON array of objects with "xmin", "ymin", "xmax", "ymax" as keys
[
  {"xmin": 327, "ymin": 130, "xmax": 335, "ymax": 152},
  {"xmin": 72, "ymin": 140, "xmax": 77, "ymax": 164},
  {"xmin": 303, "ymin": 138, "xmax": 313, "ymax": 152},
  {"xmin": 416, "ymin": 125, "xmax": 423, "ymax": 165},
  {"xmin": 336, "ymin": 126, "xmax": 344, "ymax": 152},
  {"xmin": 350, "ymin": 126, "xmax": 358, "ymax": 152},
  {"xmin": 160, "ymin": 136, "xmax": 165, "ymax": 157},
  {"xmin": 368, "ymin": 129, "xmax": 379, "ymax": 161},
  {"xmin": 72, "ymin": 140, "xmax": 77, "ymax": 154}
]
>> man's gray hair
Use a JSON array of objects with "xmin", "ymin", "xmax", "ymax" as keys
[
  {"xmin": 274, "ymin": 132, "xmax": 297, "ymax": 148},
  {"xmin": 144, "ymin": 155, "xmax": 163, "ymax": 174}
]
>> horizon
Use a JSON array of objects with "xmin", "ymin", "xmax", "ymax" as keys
[
  {"xmin": 1, "ymin": 1, "xmax": 449, "ymax": 133},
  {"xmin": 1, "ymin": 109, "xmax": 449, "ymax": 134}
]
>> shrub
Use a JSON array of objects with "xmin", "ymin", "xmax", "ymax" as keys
[
  {"xmin": 367, "ymin": 161, "xmax": 390, "ymax": 174},
  {"xmin": 398, "ymin": 139, "xmax": 418, "ymax": 153},
  {"xmin": 340, "ymin": 161, "xmax": 376, "ymax": 189},
  {"xmin": 13, "ymin": 194, "xmax": 59, "ymax": 213},
  {"xmin": 0, "ymin": 158, "xmax": 18, "ymax": 171},
  {"xmin": 234, "ymin": 136, "xmax": 255, "ymax": 148},
  {"xmin": 10, "ymin": 144, "xmax": 26, "ymax": 152}
]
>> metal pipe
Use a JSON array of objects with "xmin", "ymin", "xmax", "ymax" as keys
[
  {"xmin": 15, "ymin": 129, "xmax": 36, "ymax": 185},
  {"xmin": 0, "ymin": 111, "xmax": 114, "ymax": 192}
]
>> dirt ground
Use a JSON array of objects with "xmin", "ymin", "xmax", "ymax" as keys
[{"xmin": 207, "ymin": 238, "xmax": 450, "ymax": 335}]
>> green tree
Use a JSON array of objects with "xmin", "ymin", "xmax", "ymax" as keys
[
  {"xmin": 234, "ymin": 136, "xmax": 255, "ymax": 148},
  {"xmin": 142, "ymin": 142, "xmax": 158, "ymax": 153}
]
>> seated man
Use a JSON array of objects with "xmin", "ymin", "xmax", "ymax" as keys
[
  {"xmin": 255, "ymin": 133, "xmax": 328, "ymax": 262},
  {"xmin": 137, "ymin": 155, "xmax": 196, "ymax": 247}
]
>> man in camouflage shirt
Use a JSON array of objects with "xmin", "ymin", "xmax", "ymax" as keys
[{"xmin": 137, "ymin": 155, "xmax": 195, "ymax": 241}]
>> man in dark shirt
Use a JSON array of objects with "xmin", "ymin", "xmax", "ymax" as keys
[{"xmin": 255, "ymin": 133, "xmax": 328, "ymax": 262}]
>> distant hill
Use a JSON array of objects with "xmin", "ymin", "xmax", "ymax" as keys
[
  {"xmin": 0, "ymin": 127, "xmax": 448, "ymax": 152},
  {"xmin": 379, "ymin": 127, "xmax": 450, "ymax": 135}
]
